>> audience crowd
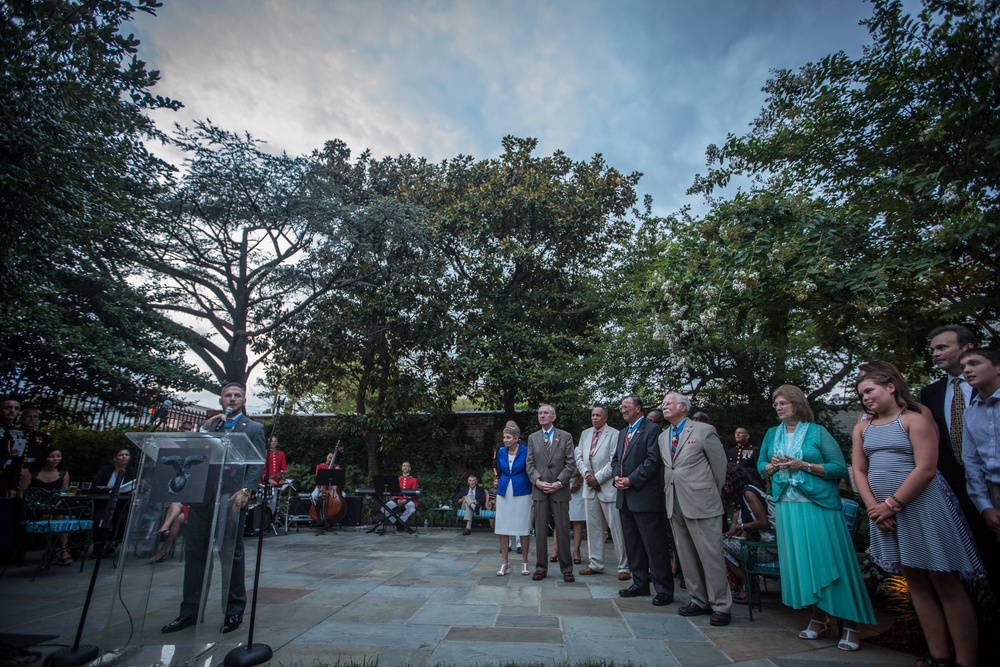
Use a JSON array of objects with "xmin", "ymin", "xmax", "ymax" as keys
[{"xmin": 3, "ymin": 323, "xmax": 1000, "ymax": 666}]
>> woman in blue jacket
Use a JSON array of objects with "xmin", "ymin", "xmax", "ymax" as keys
[{"xmin": 494, "ymin": 423, "xmax": 533, "ymax": 575}]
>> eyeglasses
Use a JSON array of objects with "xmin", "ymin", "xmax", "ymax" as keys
[{"xmin": 772, "ymin": 401, "xmax": 791, "ymax": 409}]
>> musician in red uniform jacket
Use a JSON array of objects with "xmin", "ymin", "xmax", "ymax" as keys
[
  {"xmin": 383, "ymin": 461, "xmax": 419, "ymax": 526},
  {"xmin": 261, "ymin": 436, "xmax": 287, "ymax": 486}
]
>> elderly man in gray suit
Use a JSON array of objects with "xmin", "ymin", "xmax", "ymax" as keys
[
  {"xmin": 575, "ymin": 405, "xmax": 630, "ymax": 580},
  {"xmin": 660, "ymin": 392, "xmax": 732, "ymax": 626},
  {"xmin": 526, "ymin": 403, "xmax": 577, "ymax": 582}
]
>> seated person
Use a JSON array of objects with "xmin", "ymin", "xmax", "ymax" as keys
[
  {"xmin": 453, "ymin": 475, "xmax": 488, "ymax": 536},
  {"xmin": 310, "ymin": 452, "xmax": 339, "ymax": 505},
  {"xmin": 90, "ymin": 448, "xmax": 135, "ymax": 557},
  {"xmin": 149, "ymin": 502, "xmax": 187, "ymax": 564},
  {"xmin": 19, "ymin": 446, "xmax": 72, "ymax": 565},
  {"xmin": 381, "ymin": 461, "xmax": 419, "ymax": 527},
  {"xmin": 721, "ymin": 463, "xmax": 775, "ymax": 603}
]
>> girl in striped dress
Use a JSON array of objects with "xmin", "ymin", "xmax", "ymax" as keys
[{"xmin": 853, "ymin": 367, "xmax": 982, "ymax": 667}]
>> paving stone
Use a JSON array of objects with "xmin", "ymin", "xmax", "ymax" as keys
[
  {"xmin": 296, "ymin": 620, "xmax": 447, "ymax": 648},
  {"xmin": 623, "ymin": 612, "xmax": 710, "ymax": 642},
  {"xmin": 707, "ymin": 627, "xmax": 823, "ymax": 662},
  {"xmin": 494, "ymin": 614, "xmax": 560, "ymax": 628},
  {"xmin": 541, "ymin": 598, "xmax": 620, "ymax": 618},
  {"xmin": 409, "ymin": 601, "xmax": 498, "ymax": 627},
  {"xmin": 327, "ymin": 595, "xmax": 428, "ymax": 624},
  {"xmin": 566, "ymin": 637, "xmax": 680, "ymax": 666},
  {"xmin": 561, "ymin": 615, "xmax": 632, "ymax": 638},
  {"xmin": 444, "ymin": 627, "xmax": 563, "ymax": 643},
  {"xmin": 466, "ymin": 584, "xmax": 541, "ymax": 607},
  {"xmin": 666, "ymin": 639, "xmax": 733, "ymax": 667},
  {"xmin": 430, "ymin": 640, "xmax": 566, "ymax": 666}
]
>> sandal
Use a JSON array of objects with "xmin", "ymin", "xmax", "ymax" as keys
[
  {"xmin": 496, "ymin": 562, "xmax": 510, "ymax": 576},
  {"xmin": 521, "ymin": 562, "xmax": 531, "ymax": 576},
  {"xmin": 55, "ymin": 548, "xmax": 73, "ymax": 566},
  {"xmin": 838, "ymin": 627, "xmax": 860, "ymax": 651},
  {"xmin": 732, "ymin": 586, "xmax": 748, "ymax": 605},
  {"xmin": 799, "ymin": 619, "xmax": 830, "ymax": 639},
  {"xmin": 148, "ymin": 552, "xmax": 168, "ymax": 564}
]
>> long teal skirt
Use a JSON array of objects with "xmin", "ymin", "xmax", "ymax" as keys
[{"xmin": 775, "ymin": 500, "xmax": 876, "ymax": 624}]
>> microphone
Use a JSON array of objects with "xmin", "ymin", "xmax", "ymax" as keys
[
  {"xmin": 151, "ymin": 399, "xmax": 173, "ymax": 424},
  {"xmin": 215, "ymin": 407, "xmax": 234, "ymax": 432}
]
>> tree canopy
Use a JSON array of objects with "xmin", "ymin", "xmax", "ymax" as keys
[{"xmin": 0, "ymin": 0, "xmax": 206, "ymax": 414}]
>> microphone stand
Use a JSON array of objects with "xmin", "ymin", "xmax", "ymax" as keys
[
  {"xmin": 44, "ymin": 467, "xmax": 129, "ymax": 666},
  {"xmin": 223, "ymin": 435, "xmax": 272, "ymax": 667}
]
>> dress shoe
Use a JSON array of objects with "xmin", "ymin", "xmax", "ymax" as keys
[
  {"xmin": 709, "ymin": 611, "xmax": 732, "ymax": 627},
  {"xmin": 618, "ymin": 583, "xmax": 650, "ymax": 597},
  {"xmin": 618, "ymin": 572, "xmax": 631, "ymax": 581},
  {"xmin": 161, "ymin": 615, "xmax": 195, "ymax": 634},
  {"xmin": 563, "ymin": 572, "xmax": 575, "ymax": 583},
  {"xmin": 221, "ymin": 613, "xmax": 243, "ymax": 633},
  {"xmin": 651, "ymin": 594, "xmax": 674, "ymax": 606},
  {"xmin": 578, "ymin": 567, "xmax": 602, "ymax": 575},
  {"xmin": 462, "ymin": 527, "xmax": 471, "ymax": 535},
  {"xmin": 531, "ymin": 569, "xmax": 546, "ymax": 580},
  {"xmin": 677, "ymin": 601, "xmax": 712, "ymax": 616}
]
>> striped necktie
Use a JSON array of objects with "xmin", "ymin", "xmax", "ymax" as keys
[{"xmin": 950, "ymin": 377, "xmax": 965, "ymax": 463}]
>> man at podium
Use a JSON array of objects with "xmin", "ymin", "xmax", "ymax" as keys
[{"xmin": 161, "ymin": 382, "xmax": 264, "ymax": 636}]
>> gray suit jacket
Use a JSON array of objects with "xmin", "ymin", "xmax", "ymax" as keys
[
  {"xmin": 660, "ymin": 420, "xmax": 726, "ymax": 520},
  {"xmin": 201, "ymin": 414, "xmax": 266, "ymax": 487},
  {"xmin": 575, "ymin": 425, "xmax": 620, "ymax": 502},
  {"xmin": 526, "ymin": 428, "xmax": 576, "ymax": 501}
]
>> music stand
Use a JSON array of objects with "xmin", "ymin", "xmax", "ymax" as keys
[
  {"xmin": 316, "ymin": 469, "xmax": 345, "ymax": 488},
  {"xmin": 367, "ymin": 475, "xmax": 411, "ymax": 534}
]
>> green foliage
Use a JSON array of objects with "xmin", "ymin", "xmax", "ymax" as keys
[
  {"xmin": 48, "ymin": 426, "xmax": 134, "ymax": 483},
  {"xmin": 403, "ymin": 136, "xmax": 644, "ymax": 418},
  {"xmin": 0, "ymin": 0, "xmax": 205, "ymax": 408},
  {"xmin": 692, "ymin": 0, "xmax": 1000, "ymax": 341}
]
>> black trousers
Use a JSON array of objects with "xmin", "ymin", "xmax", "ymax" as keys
[
  {"xmin": 619, "ymin": 505, "xmax": 674, "ymax": 597},
  {"xmin": 180, "ymin": 499, "xmax": 247, "ymax": 618}
]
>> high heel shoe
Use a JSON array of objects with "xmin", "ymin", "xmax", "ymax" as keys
[
  {"xmin": 496, "ymin": 563, "xmax": 510, "ymax": 576},
  {"xmin": 799, "ymin": 619, "xmax": 830, "ymax": 639},
  {"xmin": 148, "ymin": 552, "xmax": 167, "ymax": 564},
  {"xmin": 837, "ymin": 627, "xmax": 860, "ymax": 651},
  {"xmin": 521, "ymin": 562, "xmax": 531, "ymax": 575}
]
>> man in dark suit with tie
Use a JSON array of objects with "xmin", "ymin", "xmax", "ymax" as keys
[
  {"xmin": 611, "ymin": 394, "xmax": 674, "ymax": 606},
  {"xmin": 526, "ymin": 403, "xmax": 577, "ymax": 582},
  {"xmin": 920, "ymin": 325, "xmax": 1000, "ymax": 598},
  {"xmin": 161, "ymin": 382, "xmax": 265, "ymax": 636}
]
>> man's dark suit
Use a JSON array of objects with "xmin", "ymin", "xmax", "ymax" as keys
[
  {"xmin": 611, "ymin": 418, "xmax": 673, "ymax": 596},
  {"xmin": 921, "ymin": 378, "xmax": 1000, "ymax": 595},
  {"xmin": 181, "ymin": 415, "xmax": 264, "ymax": 618}
]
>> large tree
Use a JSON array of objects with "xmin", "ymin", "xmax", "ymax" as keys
[
  {"xmin": 405, "ymin": 136, "xmax": 642, "ymax": 419},
  {"xmin": 0, "ymin": 0, "xmax": 207, "ymax": 411},
  {"xmin": 143, "ymin": 123, "xmax": 396, "ymax": 386},
  {"xmin": 691, "ymin": 0, "xmax": 1000, "ymax": 340},
  {"xmin": 267, "ymin": 141, "xmax": 455, "ymax": 474}
]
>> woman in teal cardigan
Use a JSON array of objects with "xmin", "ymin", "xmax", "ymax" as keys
[{"xmin": 758, "ymin": 385, "xmax": 875, "ymax": 652}]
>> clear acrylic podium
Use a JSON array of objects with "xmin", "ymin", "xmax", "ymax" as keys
[{"xmin": 95, "ymin": 431, "xmax": 264, "ymax": 666}]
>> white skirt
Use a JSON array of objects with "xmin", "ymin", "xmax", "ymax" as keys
[
  {"xmin": 494, "ymin": 484, "xmax": 532, "ymax": 536},
  {"xmin": 569, "ymin": 486, "xmax": 585, "ymax": 522}
]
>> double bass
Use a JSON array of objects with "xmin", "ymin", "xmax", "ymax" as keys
[{"xmin": 310, "ymin": 441, "xmax": 347, "ymax": 525}]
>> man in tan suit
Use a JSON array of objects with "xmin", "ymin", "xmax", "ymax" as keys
[
  {"xmin": 526, "ymin": 403, "xmax": 577, "ymax": 582},
  {"xmin": 575, "ymin": 406, "xmax": 629, "ymax": 580},
  {"xmin": 660, "ymin": 392, "xmax": 732, "ymax": 626}
]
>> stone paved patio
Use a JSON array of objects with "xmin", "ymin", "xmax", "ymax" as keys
[{"xmin": 0, "ymin": 524, "xmax": 918, "ymax": 666}]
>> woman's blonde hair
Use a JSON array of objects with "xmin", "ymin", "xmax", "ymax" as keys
[{"xmin": 772, "ymin": 384, "xmax": 814, "ymax": 422}]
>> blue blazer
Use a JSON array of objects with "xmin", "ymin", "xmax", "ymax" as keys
[{"xmin": 495, "ymin": 443, "xmax": 532, "ymax": 496}]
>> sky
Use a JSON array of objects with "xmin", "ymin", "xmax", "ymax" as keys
[{"xmin": 129, "ymin": 0, "xmax": 884, "ymax": 412}]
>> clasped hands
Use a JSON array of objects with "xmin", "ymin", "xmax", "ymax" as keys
[
  {"xmin": 535, "ymin": 479, "xmax": 561, "ymax": 494},
  {"xmin": 867, "ymin": 501, "xmax": 897, "ymax": 532},
  {"xmin": 769, "ymin": 455, "xmax": 806, "ymax": 472}
]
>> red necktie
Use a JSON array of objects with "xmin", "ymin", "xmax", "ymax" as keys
[{"xmin": 619, "ymin": 431, "xmax": 633, "ymax": 475}]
